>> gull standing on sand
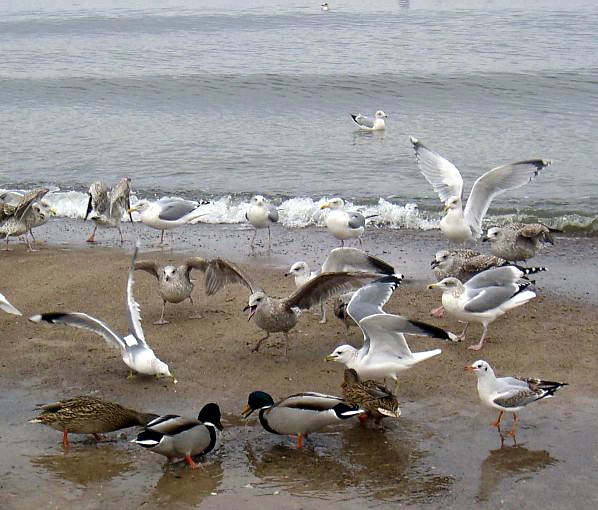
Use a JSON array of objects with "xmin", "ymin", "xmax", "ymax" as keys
[
  {"xmin": 410, "ymin": 137, "xmax": 551, "ymax": 243},
  {"xmin": 29, "ymin": 242, "xmax": 176, "ymax": 382},
  {"xmin": 203, "ymin": 258, "xmax": 376, "ymax": 357},
  {"xmin": 428, "ymin": 266, "xmax": 545, "ymax": 350},
  {"xmin": 0, "ymin": 188, "xmax": 53, "ymax": 251},
  {"xmin": 465, "ymin": 360, "xmax": 567, "ymax": 438},
  {"xmin": 320, "ymin": 198, "xmax": 370, "ymax": 247},
  {"xmin": 128, "ymin": 198, "xmax": 207, "ymax": 245},
  {"xmin": 0, "ymin": 190, "xmax": 56, "ymax": 245},
  {"xmin": 85, "ymin": 177, "xmax": 132, "ymax": 243},
  {"xmin": 134, "ymin": 257, "xmax": 209, "ymax": 324},
  {"xmin": 326, "ymin": 275, "xmax": 456, "ymax": 392},
  {"xmin": 351, "ymin": 111, "xmax": 387, "ymax": 131},
  {"xmin": 285, "ymin": 247, "xmax": 396, "ymax": 323},
  {"xmin": 0, "ymin": 292, "xmax": 22, "ymax": 316},
  {"xmin": 483, "ymin": 223, "xmax": 557, "ymax": 262},
  {"xmin": 246, "ymin": 195, "xmax": 279, "ymax": 253}
]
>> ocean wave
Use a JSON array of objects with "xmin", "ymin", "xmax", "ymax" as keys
[{"xmin": 3, "ymin": 188, "xmax": 596, "ymax": 235}]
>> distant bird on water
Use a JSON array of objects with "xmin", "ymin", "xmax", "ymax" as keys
[{"xmin": 351, "ymin": 111, "xmax": 387, "ymax": 131}]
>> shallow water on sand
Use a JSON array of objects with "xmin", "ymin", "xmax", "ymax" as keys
[{"xmin": 3, "ymin": 383, "xmax": 597, "ymax": 509}]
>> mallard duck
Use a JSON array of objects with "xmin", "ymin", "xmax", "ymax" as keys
[
  {"xmin": 341, "ymin": 369, "xmax": 400, "ymax": 424},
  {"xmin": 241, "ymin": 391, "xmax": 363, "ymax": 448},
  {"xmin": 132, "ymin": 403, "xmax": 223, "ymax": 469},
  {"xmin": 29, "ymin": 395, "xmax": 159, "ymax": 447}
]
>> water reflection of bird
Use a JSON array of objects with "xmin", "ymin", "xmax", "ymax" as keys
[
  {"xmin": 151, "ymin": 461, "xmax": 224, "ymax": 506},
  {"xmin": 477, "ymin": 445, "xmax": 557, "ymax": 501}
]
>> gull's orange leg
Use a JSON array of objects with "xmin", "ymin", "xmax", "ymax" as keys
[
  {"xmin": 62, "ymin": 428, "xmax": 69, "ymax": 448},
  {"xmin": 490, "ymin": 411, "xmax": 503, "ymax": 430},
  {"xmin": 503, "ymin": 413, "xmax": 518, "ymax": 437},
  {"xmin": 185, "ymin": 454, "xmax": 201, "ymax": 469},
  {"xmin": 297, "ymin": 433, "xmax": 304, "ymax": 449}
]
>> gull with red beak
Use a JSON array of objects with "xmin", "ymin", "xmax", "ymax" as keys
[{"xmin": 465, "ymin": 360, "xmax": 567, "ymax": 439}]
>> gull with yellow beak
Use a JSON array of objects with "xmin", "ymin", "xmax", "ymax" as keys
[
  {"xmin": 410, "ymin": 137, "xmax": 551, "ymax": 243},
  {"xmin": 320, "ymin": 198, "xmax": 369, "ymax": 248},
  {"xmin": 465, "ymin": 360, "xmax": 567, "ymax": 438},
  {"xmin": 29, "ymin": 241, "xmax": 176, "ymax": 383}
]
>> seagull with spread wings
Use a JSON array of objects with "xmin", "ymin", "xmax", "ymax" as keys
[
  {"xmin": 410, "ymin": 137, "xmax": 551, "ymax": 243},
  {"xmin": 84, "ymin": 177, "xmax": 132, "ymax": 243},
  {"xmin": 0, "ymin": 188, "xmax": 52, "ymax": 251},
  {"xmin": 30, "ymin": 242, "xmax": 176, "ymax": 382}
]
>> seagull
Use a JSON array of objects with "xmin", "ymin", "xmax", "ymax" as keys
[
  {"xmin": 128, "ymin": 198, "xmax": 208, "ymax": 245},
  {"xmin": 132, "ymin": 403, "xmax": 223, "ymax": 469},
  {"xmin": 428, "ymin": 265, "xmax": 545, "ymax": 350},
  {"xmin": 246, "ymin": 195, "xmax": 279, "ymax": 253},
  {"xmin": 326, "ymin": 275, "xmax": 457, "ymax": 392},
  {"xmin": 320, "ymin": 198, "xmax": 372, "ymax": 247},
  {"xmin": 285, "ymin": 247, "xmax": 396, "ymax": 323},
  {"xmin": 0, "ymin": 188, "xmax": 52, "ymax": 251},
  {"xmin": 410, "ymin": 137, "xmax": 551, "ymax": 243},
  {"xmin": 465, "ymin": 360, "xmax": 567, "ymax": 438},
  {"xmin": 0, "ymin": 190, "xmax": 56, "ymax": 245},
  {"xmin": 321, "ymin": 2, "xmax": 330, "ymax": 11},
  {"xmin": 204, "ymin": 258, "xmax": 377, "ymax": 356},
  {"xmin": 133, "ymin": 257, "xmax": 209, "ymax": 324},
  {"xmin": 351, "ymin": 111, "xmax": 387, "ymax": 131},
  {"xmin": 29, "ymin": 242, "xmax": 176, "ymax": 382},
  {"xmin": 85, "ymin": 177, "xmax": 132, "ymax": 243},
  {"xmin": 483, "ymin": 223, "xmax": 558, "ymax": 262},
  {"xmin": 0, "ymin": 292, "xmax": 22, "ymax": 316}
]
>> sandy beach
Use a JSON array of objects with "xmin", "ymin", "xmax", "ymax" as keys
[{"xmin": 1, "ymin": 223, "xmax": 597, "ymax": 509}]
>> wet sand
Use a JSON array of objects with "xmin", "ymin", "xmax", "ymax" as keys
[{"xmin": 1, "ymin": 222, "xmax": 597, "ymax": 509}]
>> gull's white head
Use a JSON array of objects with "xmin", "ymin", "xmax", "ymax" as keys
[
  {"xmin": 320, "ymin": 197, "xmax": 345, "ymax": 210},
  {"xmin": 286, "ymin": 261, "xmax": 309, "ymax": 277},
  {"xmin": 483, "ymin": 227, "xmax": 501, "ymax": 243},
  {"xmin": 128, "ymin": 200, "xmax": 151, "ymax": 214},
  {"xmin": 375, "ymin": 111, "xmax": 388, "ymax": 119},
  {"xmin": 431, "ymin": 250, "xmax": 451, "ymax": 270},
  {"xmin": 427, "ymin": 277, "xmax": 462, "ymax": 291},
  {"xmin": 326, "ymin": 345, "xmax": 358, "ymax": 364},
  {"xmin": 243, "ymin": 291, "xmax": 267, "ymax": 320},
  {"xmin": 151, "ymin": 358, "xmax": 177, "ymax": 383},
  {"xmin": 251, "ymin": 195, "xmax": 266, "ymax": 207},
  {"xmin": 162, "ymin": 265, "xmax": 178, "ymax": 281},
  {"xmin": 443, "ymin": 196, "xmax": 461, "ymax": 212},
  {"xmin": 464, "ymin": 359, "xmax": 493, "ymax": 378}
]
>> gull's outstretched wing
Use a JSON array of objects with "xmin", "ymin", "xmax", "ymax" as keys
[
  {"xmin": 204, "ymin": 258, "xmax": 261, "ymax": 296},
  {"xmin": 321, "ymin": 247, "xmax": 395, "ymax": 275},
  {"xmin": 346, "ymin": 275, "xmax": 402, "ymax": 326},
  {"xmin": 109, "ymin": 177, "xmax": 132, "ymax": 220},
  {"xmin": 127, "ymin": 242, "xmax": 147, "ymax": 346},
  {"xmin": 410, "ymin": 137, "xmax": 463, "ymax": 203},
  {"xmin": 464, "ymin": 159, "xmax": 551, "ymax": 237},
  {"xmin": 0, "ymin": 292, "xmax": 22, "ymax": 316},
  {"xmin": 86, "ymin": 181, "xmax": 109, "ymax": 218},
  {"xmin": 133, "ymin": 260, "xmax": 161, "ymax": 279}
]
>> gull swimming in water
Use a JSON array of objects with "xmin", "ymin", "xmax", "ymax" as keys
[
  {"xmin": 483, "ymin": 223, "xmax": 557, "ymax": 262},
  {"xmin": 320, "ymin": 198, "xmax": 372, "ymax": 247},
  {"xmin": 326, "ymin": 275, "xmax": 456, "ymax": 392},
  {"xmin": 0, "ymin": 292, "xmax": 22, "ymax": 316},
  {"xmin": 128, "ymin": 198, "xmax": 208, "ymax": 245},
  {"xmin": 321, "ymin": 2, "xmax": 330, "ymax": 11},
  {"xmin": 246, "ymin": 195, "xmax": 279, "ymax": 253},
  {"xmin": 85, "ymin": 177, "xmax": 132, "ymax": 243},
  {"xmin": 285, "ymin": 247, "xmax": 395, "ymax": 323},
  {"xmin": 351, "ymin": 111, "xmax": 387, "ymax": 131},
  {"xmin": 428, "ymin": 266, "xmax": 545, "ymax": 350},
  {"xmin": 465, "ymin": 360, "xmax": 567, "ymax": 438},
  {"xmin": 134, "ymin": 256, "xmax": 209, "ymax": 324},
  {"xmin": 410, "ymin": 137, "xmax": 551, "ymax": 243},
  {"xmin": 204, "ymin": 258, "xmax": 376, "ymax": 357},
  {"xmin": 29, "ymin": 242, "xmax": 176, "ymax": 382},
  {"xmin": 0, "ymin": 188, "xmax": 53, "ymax": 251}
]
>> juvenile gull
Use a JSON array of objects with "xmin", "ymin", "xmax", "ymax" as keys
[
  {"xmin": 246, "ymin": 195, "xmax": 278, "ymax": 253},
  {"xmin": 351, "ymin": 111, "xmax": 388, "ymax": 131},
  {"xmin": 128, "ymin": 198, "xmax": 207, "ymax": 245},
  {"xmin": 85, "ymin": 177, "xmax": 132, "ymax": 243},
  {"xmin": 204, "ymin": 258, "xmax": 376, "ymax": 356},
  {"xmin": 29, "ymin": 242, "xmax": 176, "ymax": 382},
  {"xmin": 428, "ymin": 266, "xmax": 545, "ymax": 350},
  {"xmin": 134, "ymin": 257, "xmax": 209, "ymax": 324},
  {"xmin": 285, "ymin": 247, "xmax": 396, "ymax": 323},
  {"xmin": 0, "ymin": 292, "xmax": 22, "ymax": 316},
  {"xmin": 0, "ymin": 188, "xmax": 51, "ymax": 251},
  {"xmin": 483, "ymin": 223, "xmax": 557, "ymax": 262},
  {"xmin": 326, "ymin": 275, "xmax": 456, "ymax": 392},
  {"xmin": 465, "ymin": 360, "xmax": 567, "ymax": 438},
  {"xmin": 410, "ymin": 137, "xmax": 551, "ymax": 243},
  {"xmin": 0, "ymin": 191, "xmax": 56, "ymax": 244},
  {"xmin": 320, "ymin": 198, "xmax": 370, "ymax": 247}
]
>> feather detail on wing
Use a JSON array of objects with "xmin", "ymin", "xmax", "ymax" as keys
[
  {"xmin": 204, "ymin": 258, "xmax": 261, "ymax": 296},
  {"xmin": 184, "ymin": 257, "xmax": 209, "ymax": 277},
  {"xmin": 321, "ymin": 247, "xmax": 395, "ymax": 275},
  {"xmin": 133, "ymin": 260, "xmax": 160, "ymax": 279},
  {"xmin": 127, "ymin": 242, "xmax": 146, "ymax": 345}
]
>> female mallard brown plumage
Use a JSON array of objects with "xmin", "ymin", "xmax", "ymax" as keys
[
  {"xmin": 341, "ymin": 369, "xmax": 401, "ymax": 424},
  {"xmin": 29, "ymin": 396, "xmax": 158, "ymax": 447}
]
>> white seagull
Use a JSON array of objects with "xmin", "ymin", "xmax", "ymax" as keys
[
  {"xmin": 285, "ymin": 247, "xmax": 395, "ymax": 323},
  {"xmin": 326, "ymin": 275, "xmax": 456, "ymax": 392},
  {"xmin": 245, "ymin": 195, "xmax": 279, "ymax": 253},
  {"xmin": 428, "ymin": 265, "xmax": 545, "ymax": 350},
  {"xmin": 84, "ymin": 177, "xmax": 132, "ymax": 243},
  {"xmin": 320, "ymin": 198, "xmax": 371, "ymax": 247},
  {"xmin": 410, "ymin": 137, "xmax": 551, "ymax": 243},
  {"xmin": 351, "ymin": 111, "xmax": 387, "ymax": 131},
  {"xmin": 29, "ymin": 242, "xmax": 176, "ymax": 382},
  {"xmin": 128, "ymin": 198, "xmax": 207, "ymax": 245},
  {"xmin": 465, "ymin": 360, "xmax": 567, "ymax": 438}
]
